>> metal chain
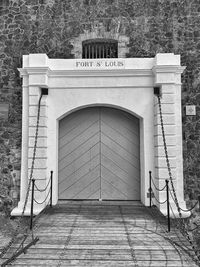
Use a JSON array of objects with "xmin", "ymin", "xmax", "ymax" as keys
[
  {"xmin": 169, "ymin": 203, "xmax": 200, "ymax": 265},
  {"xmin": 29, "ymin": 93, "xmax": 43, "ymax": 182},
  {"xmin": 157, "ymin": 95, "xmax": 200, "ymax": 264},
  {"xmin": 152, "ymin": 195, "xmax": 168, "ymax": 205},
  {"xmin": 151, "ymin": 177, "xmax": 167, "ymax": 192},
  {"xmin": 157, "ymin": 95, "xmax": 181, "ymax": 215},
  {"xmin": 0, "ymin": 93, "xmax": 43, "ymax": 260},
  {"xmin": 144, "ymin": 206, "xmax": 192, "ymax": 265},
  {"xmin": 33, "ymin": 188, "xmax": 51, "ymax": 205},
  {"xmin": 34, "ymin": 175, "xmax": 51, "ymax": 192},
  {"xmin": 169, "ymin": 190, "xmax": 199, "ymax": 213},
  {"xmin": 178, "ymin": 202, "xmax": 198, "ymax": 213}
]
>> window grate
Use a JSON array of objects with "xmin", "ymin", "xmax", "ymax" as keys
[{"xmin": 82, "ymin": 39, "xmax": 118, "ymax": 59}]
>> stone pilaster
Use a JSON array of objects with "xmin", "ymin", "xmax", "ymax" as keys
[
  {"xmin": 11, "ymin": 54, "xmax": 50, "ymax": 215},
  {"xmin": 153, "ymin": 53, "xmax": 188, "ymax": 217}
]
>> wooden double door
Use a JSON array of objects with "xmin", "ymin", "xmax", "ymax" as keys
[{"xmin": 58, "ymin": 107, "xmax": 140, "ymax": 200}]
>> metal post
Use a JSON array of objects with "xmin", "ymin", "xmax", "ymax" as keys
[
  {"xmin": 30, "ymin": 178, "xmax": 35, "ymax": 230},
  {"xmin": 198, "ymin": 195, "xmax": 200, "ymax": 212},
  {"xmin": 166, "ymin": 179, "xmax": 170, "ymax": 232},
  {"xmin": 50, "ymin": 171, "xmax": 53, "ymax": 207},
  {"xmin": 149, "ymin": 171, "xmax": 152, "ymax": 207}
]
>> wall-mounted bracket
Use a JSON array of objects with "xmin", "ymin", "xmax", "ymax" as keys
[
  {"xmin": 41, "ymin": 87, "xmax": 48, "ymax": 95},
  {"xmin": 154, "ymin": 86, "xmax": 161, "ymax": 97}
]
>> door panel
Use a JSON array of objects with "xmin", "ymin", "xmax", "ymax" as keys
[
  {"xmin": 58, "ymin": 108, "xmax": 100, "ymax": 199},
  {"xmin": 100, "ymin": 108, "xmax": 140, "ymax": 200},
  {"xmin": 59, "ymin": 121, "xmax": 99, "ymax": 161},
  {"xmin": 101, "ymin": 121, "xmax": 139, "ymax": 157},
  {"xmin": 59, "ymin": 132, "xmax": 100, "ymax": 171},
  {"xmin": 59, "ymin": 164, "xmax": 100, "ymax": 199},
  {"xmin": 101, "ymin": 166, "xmax": 139, "ymax": 200},
  {"xmin": 58, "ymin": 107, "xmax": 140, "ymax": 200}
]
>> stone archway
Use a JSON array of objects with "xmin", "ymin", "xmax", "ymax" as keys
[{"xmin": 12, "ymin": 53, "xmax": 187, "ymax": 217}]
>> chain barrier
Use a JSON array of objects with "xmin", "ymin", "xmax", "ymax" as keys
[
  {"xmin": 33, "ymin": 189, "xmax": 51, "ymax": 205},
  {"xmin": 149, "ymin": 174, "xmax": 171, "ymax": 231},
  {"xmin": 169, "ymin": 202, "xmax": 200, "ymax": 264},
  {"xmin": 179, "ymin": 202, "xmax": 199, "ymax": 213},
  {"xmin": 4, "ymin": 172, "xmax": 53, "ymax": 266},
  {"xmin": 169, "ymin": 200, "xmax": 200, "ymax": 265},
  {"xmin": 169, "ymin": 189, "xmax": 199, "ymax": 213},
  {"xmin": 144, "ymin": 206, "xmax": 193, "ymax": 265},
  {"xmin": 152, "ymin": 193, "xmax": 168, "ymax": 205},
  {"xmin": 157, "ymin": 95, "xmax": 181, "ymax": 214},
  {"xmin": 145, "ymin": 200, "xmax": 197, "ymax": 265},
  {"xmin": 0, "ymin": 176, "xmax": 34, "ymax": 261},
  {"xmin": 0, "ymin": 93, "xmax": 44, "ymax": 266},
  {"xmin": 169, "ymin": 203, "xmax": 191, "ymax": 248},
  {"xmin": 34, "ymin": 176, "xmax": 51, "ymax": 192},
  {"xmin": 151, "ymin": 177, "xmax": 167, "ymax": 192},
  {"xmin": 157, "ymin": 94, "xmax": 200, "ymax": 265},
  {"xmin": 148, "ymin": 172, "xmax": 168, "ymax": 205},
  {"xmin": 30, "ymin": 171, "xmax": 53, "ymax": 230}
]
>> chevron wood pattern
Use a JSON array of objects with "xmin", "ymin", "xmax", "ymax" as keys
[{"xmin": 58, "ymin": 107, "xmax": 140, "ymax": 200}]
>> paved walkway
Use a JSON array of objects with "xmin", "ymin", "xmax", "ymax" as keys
[{"xmin": 1, "ymin": 201, "xmax": 199, "ymax": 266}]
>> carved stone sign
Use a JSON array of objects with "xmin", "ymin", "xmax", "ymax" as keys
[{"xmin": 75, "ymin": 60, "xmax": 125, "ymax": 69}]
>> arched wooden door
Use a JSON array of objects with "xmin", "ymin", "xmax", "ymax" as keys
[{"xmin": 58, "ymin": 107, "xmax": 140, "ymax": 200}]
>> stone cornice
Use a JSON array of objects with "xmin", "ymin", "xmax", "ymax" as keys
[
  {"xmin": 48, "ymin": 69, "xmax": 153, "ymax": 77},
  {"xmin": 18, "ymin": 67, "xmax": 51, "ymax": 77},
  {"xmin": 152, "ymin": 65, "xmax": 186, "ymax": 74},
  {"xmin": 18, "ymin": 67, "xmax": 153, "ymax": 77},
  {"xmin": 18, "ymin": 65, "xmax": 186, "ymax": 78}
]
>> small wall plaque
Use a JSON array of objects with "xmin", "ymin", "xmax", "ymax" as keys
[{"xmin": 186, "ymin": 105, "xmax": 196, "ymax": 116}]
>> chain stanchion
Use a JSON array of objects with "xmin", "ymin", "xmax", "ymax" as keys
[
  {"xmin": 50, "ymin": 171, "xmax": 53, "ymax": 207},
  {"xmin": 165, "ymin": 179, "xmax": 170, "ymax": 232},
  {"xmin": 30, "ymin": 179, "xmax": 35, "ymax": 230},
  {"xmin": 149, "ymin": 171, "xmax": 152, "ymax": 208}
]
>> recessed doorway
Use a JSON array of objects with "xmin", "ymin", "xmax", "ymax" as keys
[{"xmin": 58, "ymin": 107, "xmax": 140, "ymax": 200}]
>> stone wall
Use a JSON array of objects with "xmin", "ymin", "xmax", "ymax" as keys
[{"xmin": 0, "ymin": 0, "xmax": 200, "ymax": 210}]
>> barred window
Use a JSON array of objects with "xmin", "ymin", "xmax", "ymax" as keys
[{"xmin": 82, "ymin": 39, "xmax": 118, "ymax": 59}]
